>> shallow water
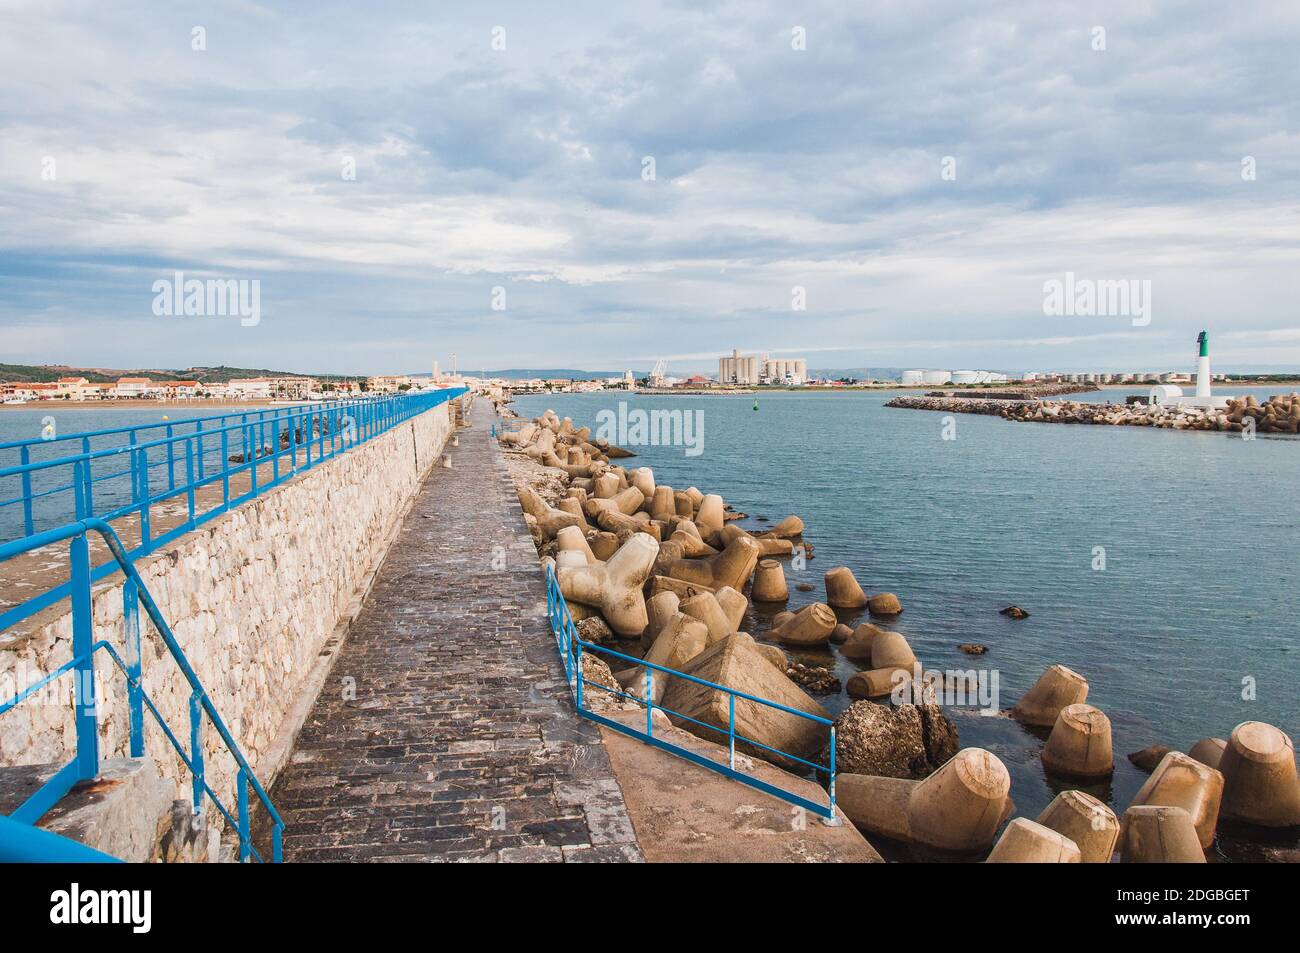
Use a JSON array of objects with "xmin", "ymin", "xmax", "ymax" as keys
[{"xmin": 512, "ymin": 389, "xmax": 1300, "ymax": 860}]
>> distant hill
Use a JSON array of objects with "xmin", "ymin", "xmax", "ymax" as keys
[{"xmin": 0, "ymin": 363, "xmax": 356, "ymax": 383}]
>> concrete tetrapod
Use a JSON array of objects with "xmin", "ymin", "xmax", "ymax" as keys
[
  {"xmin": 647, "ymin": 486, "xmax": 676, "ymax": 523},
  {"xmin": 839, "ymin": 623, "xmax": 886, "ymax": 663},
  {"xmin": 1188, "ymin": 737, "xmax": 1227, "ymax": 771},
  {"xmin": 1119, "ymin": 806, "xmax": 1206, "ymax": 862},
  {"xmin": 557, "ymin": 534, "xmax": 658, "ymax": 637},
  {"xmin": 871, "ymin": 630, "xmax": 916, "ymax": 671},
  {"xmin": 714, "ymin": 587, "xmax": 748, "ymax": 632},
  {"xmin": 589, "ymin": 532, "xmax": 620, "ymax": 561},
  {"xmin": 642, "ymin": 591, "xmax": 680, "ymax": 648},
  {"xmin": 679, "ymin": 591, "xmax": 735, "ymax": 644},
  {"xmin": 631, "ymin": 467, "xmax": 655, "ymax": 500},
  {"xmin": 714, "ymin": 524, "xmax": 793, "ymax": 556},
  {"xmin": 1036, "ymin": 790, "xmax": 1119, "ymax": 863},
  {"xmin": 609, "ymin": 486, "xmax": 645, "ymax": 516},
  {"xmin": 1128, "ymin": 751, "xmax": 1223, "ymax": 849},
  {"xmin": 594, "ymin": 472, "xmax": 620, "ymax": 499},
  {"xmin": 643, "ymin": 613, "xmax": 709, "ymax": 673},
  {"xmin": 695, "ymin": 494, "xmax": 726, "ymax": 533},
  {"xmin": 518, "ymin": 487, "xmax": 582, "ymax": 539},
  {"xmin": 908, "ymin": 748, "xmax": 1012, "ymax": 853},
  {"xmin": 670, "ymin": 528, "xmax": 717, "ymax": 558},
  {"xmin": 658, "ymin": 633, "xmax": 828, "ymax": 769},
  {"xmin": 846, "ymin": 630, "xmax": 919, "ymax": 698},
  {"xmin": 1040, "ymin": 704, "xmax": 1114, "ymax": 780},
  {"xmin": 1217, "ymin": 721, "xmax": 1300, "ymax": 828},
  {"xmin": 555, "ymin": 526, "xmax": 599, "ymax": 565},
  {"xmin": 837, "ymin": 748, "xmax": 1011, "ymax": 854},
  {"xmin": 761, "ymin": 515, "xmax": 804, "ymax": 539},
  {"xmin": 985, "ymin": 818, "xmax": 1081, "ymax": 863},
  {"xmin": 555, "ymin": 498, "xmax": 593, "ymax": 534},
  {"xmin": 770, "ymin": 602, "xmax": 837, "ymax": 646},
  {"xmin": 659, "ymin": 535, "xmax": 760, "ymax": 593},
  {"xmin": 751, "ymin": 559, "xmax": 789, "ymax": 602},
  {"xmin": 1011, "ymin": 664, "xmax": 1089, "ymax": 728},
  {"xmin": 867, "ymin": 592, "xmax": 902, "ymax": 616},
  {"xmin": 824, "ymin": 566, "xmax": 869, "ymax": 609}
]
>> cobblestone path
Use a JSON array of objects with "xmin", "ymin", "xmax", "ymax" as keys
[{"xmin": 271, "ymin": 401, "xmax": 642, "ymax": 862}]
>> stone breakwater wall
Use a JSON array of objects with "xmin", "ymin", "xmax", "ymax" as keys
[
  {"xmin": 887, "ymin": 393, "xmax": 1300, "ymax": 434},
  {"xmin": 0, "ymin": 401, "xmax": 457, "ymax": 822}
]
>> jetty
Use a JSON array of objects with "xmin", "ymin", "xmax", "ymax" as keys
[
  {"xmin": 1, "ymin": 389, "xmax": 1294, "ymax": 864},
  {"xmin": 0, "ymin": 392, "xmax": 876, "ymax": 862}
]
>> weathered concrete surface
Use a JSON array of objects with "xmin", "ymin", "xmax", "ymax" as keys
[
  {"xmin": 0, "ymin": 757, "xmax": 173, "ymax": 862},
  {"xmin": 597, "ymin": 712, "xmax": 883, "ymax": 863},
  {"xmin": 271, "ymin": 402, "xmax": 642, "ymax": 862}
]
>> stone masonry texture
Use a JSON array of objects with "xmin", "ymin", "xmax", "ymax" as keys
[
  {"xmin": 1, "ymin": 402, "xmax": 454, "ymax": 838},
  {"xmin": 271, "ymin": 402, "xmax": 643, "ymax": 862}
]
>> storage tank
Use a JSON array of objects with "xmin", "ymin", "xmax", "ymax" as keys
[
  {"xmin": 952, "ymin": 371, "xmax": 979, "ymax": 385},
  {"xmin": 923, "ymin": 370, "xmax": 952, "ymax": 385},
  {"xmin": 901, "ymin": 370, "xmax": 925, "ymax": 386}
]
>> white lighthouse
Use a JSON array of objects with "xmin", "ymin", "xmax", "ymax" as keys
[
  {"xmin": 1195, "ymin": 330, "xmax": 1212, "ymax": 400},
  {"xmin": 1151, "ymin": 331, "xmax": 1228, "ymax": 409}
]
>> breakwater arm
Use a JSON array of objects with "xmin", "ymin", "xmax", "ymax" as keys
[{"xmin": 885, "ymin": 393, "xmax": 1300, "ymax": 434}]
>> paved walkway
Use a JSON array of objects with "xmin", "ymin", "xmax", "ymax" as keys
[{"xmin": 271, "ymin": 401, "xmax": 642, "ymax": 862}]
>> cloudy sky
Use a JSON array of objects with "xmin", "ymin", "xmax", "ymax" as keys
[{"xmin": 2, "ymin": 0, "xmax": 1298, "ymax": 375}]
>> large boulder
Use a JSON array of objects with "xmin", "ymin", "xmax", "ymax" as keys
[
  {"xmin": 658, "ymin": 633, "xmax": 829, "ymax": 769},
  {"xmin": 827, "ymin": 701, "xmax": 958, "ymax": 780}
]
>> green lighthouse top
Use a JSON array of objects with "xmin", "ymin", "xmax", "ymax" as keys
[{"xmin": 1198, "ymin": 331, "xmax": 1208, "ymax": 357}]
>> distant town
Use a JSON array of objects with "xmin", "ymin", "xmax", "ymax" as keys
[{"xmin": 1, "ymin": 347, "xmax": 1292, "ymax": 405}]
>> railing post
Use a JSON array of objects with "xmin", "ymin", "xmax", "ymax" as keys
[
  {"xmin": 196, "ymin": 419, "xmax": 205, "ymax": 481},
  {"xmin": 237, "ymin": 768, "xmax": 251, "ymax": 863},
  {"xmin": 189, "ymin": 692, "xmax": 204, "ymax": 815},
  {"xmin": 184, "ymin": 437, "xmax": 196, "ymax": 526},
  {"xmin": 247, "ymin": 425, "xmax": 258, "ymax": 495},
  {"xmin": 823, "ymin": 725, "xmax": 839, "ymax": 826},
  {"xmin": 165, "ymin": 424, "xmax": 176, "ymax": 491},
  {"xmin": 573, "ymin": 638, "xmax": 584, "ymax": 708},
  {"xmin": 80, "ymin": 436, "xmax": 94, "ymax": 516},
  {"xmin": 69, "ymin": 526, "xmax": 99, "ymax": 782},
  {"xmin": 728, "ymin": 693, "xmax": 736, "ymax": 770},
  {"xmin": 645, "ymin": 668, "xmax": 653, "ymax": 736},
  {"xmin": 123, "ymin": 578, "xmax": 144, "ymax": 758},
  {"xmin": 221, "ymin": 428, "xmax": 230, "ymax": 505},
  {"xmin": 135, "ymin": 448, "xmax": 151, "ymax": 547},
  {"xmin": 19, "ymin": 444, "xmax": 34, "ymax": 537}
]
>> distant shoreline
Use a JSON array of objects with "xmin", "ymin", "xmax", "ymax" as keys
[{"xmin": 0, "ymin": 399, "xmax": 296, "ymax": 412}]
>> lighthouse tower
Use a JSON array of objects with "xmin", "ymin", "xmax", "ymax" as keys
[{"xmin": 1195, "ymin": 330, "xmax": 1212, "ymax": 400}]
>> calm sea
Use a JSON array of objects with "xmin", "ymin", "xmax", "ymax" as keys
[
  {"xmin": 511, "ymin": 389, "xmax": 1299, "ymax": 860},
  {"xmin": 3, "ymin": 394, "xmax": 1295, "ymax": 859}
]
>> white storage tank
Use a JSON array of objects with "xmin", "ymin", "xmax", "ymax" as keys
[
  {"xmin": 952, "ymin": 371, "xmax": 979, "ymax": 385},
  {"xmin": 922, "ymin": 370, "xmax": 952, "ymax": 385},
  {"xmin": 901, "ymin": 370, "xmax": 925, "ymax": 385}
]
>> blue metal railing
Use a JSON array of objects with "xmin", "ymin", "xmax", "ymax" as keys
[
  {"xmin": 0, "ymin": 388, "xmax": 468, "ymax": 629},
  {"xmin": 0, "ymin": 518, "xmax": 285, "ymax": 862},
  {"xmin": 543, "ymin": 564, "xmax": 838, "ymax": 822}
]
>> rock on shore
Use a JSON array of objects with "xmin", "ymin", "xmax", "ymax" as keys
[{"xmin": 826, "ymin": 701, "xmax": 959, "ymax": 780}]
